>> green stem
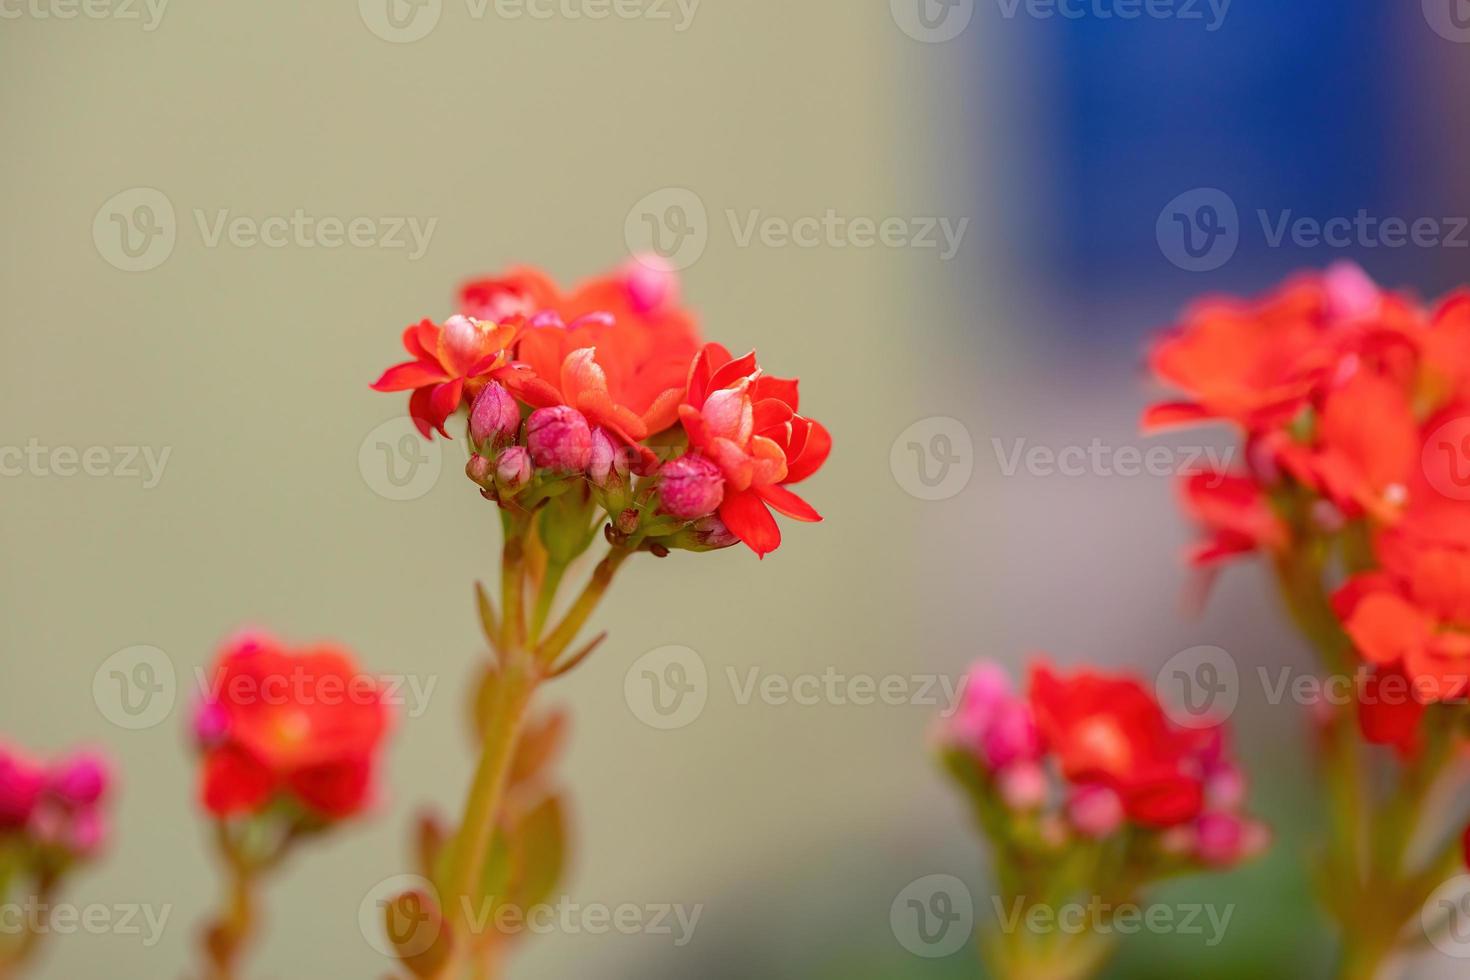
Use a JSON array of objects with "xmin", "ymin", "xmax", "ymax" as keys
[
  {"xmin": 528, "ymin": 561, "xmax": 567, "ymax": 646},
  {"xmin": 534, "ymin": 548, "xmax": 630, "ymax": 667},
  {"xmin": 438, "ymin": 538, "xmax": 629, "ymax": 979}
]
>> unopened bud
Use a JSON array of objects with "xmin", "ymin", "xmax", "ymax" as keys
[
  {"xmin": 588, "ymin": 428, "xmax": 629, "ymax": 487},
  {"xmin": 1195, "ymin": 812, "xmax": 1248, "ymax": 867},
  {"xmin": 980, "ymin": 700, "xmax": 1040, "ymax": 770},
  {"xmin": 997, "ymin": 762, "xmax": 1047, "ymax": 812},
  {"xmin": 193, "ymin": 700, "xmax": 230, "ymax": 748},
  {"xmin": 495, "ymin": 447, "xmax": 533, "ymax": 495},
  {"xmin": 465, "ymin": 454, "xmax": 495, "ymax": 490},
  {"xmin": 658, "ymin": 455, "xmax": 725, "ymax": 520},
  {"xmin": 48, "ymin": 753, "xmax": 109, "ymax": 808},
  {"xmin": 469, "ymin": 383, "xmax": 520, "ymax": 449},
  {"xmin": 1067, "ymin": 784, "xmax": 1124, "ymax": 839},
  {"xmin": 622, "ymin": 255, "xmax": 680, "ymax": 314},
  {"xmin": 526, "ymin": 406, "xmax": 593, "ymax": 472}
]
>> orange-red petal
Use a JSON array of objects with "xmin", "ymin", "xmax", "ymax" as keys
[{"xmin": 719, "ymin": 487, "xmax": 781, "ymax": 558}]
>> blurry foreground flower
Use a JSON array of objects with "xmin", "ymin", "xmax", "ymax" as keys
[
  {"xmin": 192, "ymin": 630, "xmax": 393, "ymax": 980},
  {"xmin": 1145, "ymin": 264, "xmax": 1470, "ymax": 976},
  {"xmin": 939, "ymin": 658, "xmax": 1265, "ymax": 979},
  {"xmin": 0, "ymin": 742, "xmax": 113, "ymax": 974}
]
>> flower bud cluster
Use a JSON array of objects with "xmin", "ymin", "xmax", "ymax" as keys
[
  {"xmin": 0, "ymin": 743, "xmax": 112, "ymax": 866},
  {"xmin": 942, "ymin": 659, "xmax": 1267, "ymax": 873}
]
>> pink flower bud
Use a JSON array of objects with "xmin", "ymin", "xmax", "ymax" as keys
[
  {"xmin": 465, "ymin": 453, "xmax": 494, "ymax": 489},
  {"xmin": 1205, "ymin": 764, "xmax": 1245, "ymax": 811},
  {"xmin": 981, "ymin": 699, "xmax": 1041, "ymax": 770},
  {"xmin": 622, "ymin": 255, "xmax": 679, "ymax": 314},
  {"xmin": 0, "ymin": 748, "xmax": 44, "ymax": 830},
  {"xmin": 588, "ymin": 429, "xmax": 629, "ymax": 487},
  {"xmin": 495, "ymin": 446, "xmax": 533, "ymax": 493},
  {"xmin": 1194, "ymin": 812, "xmax": 1247, "ymax": 867},
  {"xmin": 67, "ymin": 809, "xmax": 107, "ymax": 857},
  {"xmin": 1325, "ymin": 261, "xmax": 1380, "ymax": 321},
  {"xmin": 659, "ymin": 455, "xmax": 725, "ymax": 520},
  {"xmin": 948, "ymin": 662, "xmax": 1011, "ymax": 748},
  {"xmin": 526, "ymin": 407, "xmax": 593, "ymax": 472},
  {"xmin": 997, "ymin": 762, "xmax": 1047, "ymax": 811},
  {"xmin": 49, "ymin": 753, "xmax": 109, "ymax": 808},
  {"xmin": 1067, "ymin": 784, "xmax": 1124, "ymax": 838},
  {"xmin": 690, "ymin": 515, "xmax": 738, "ymax": 550},
  {"xmin": 469, "ymin": 383, "xmax": 520, "ymax": 449},
  {"xmin": 194, "ymin": 699, "xmax": 230, "ymax": 747}
]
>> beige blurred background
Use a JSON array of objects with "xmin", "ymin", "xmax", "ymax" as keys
[{"xmin": 0, "ymin": 3, "xmax": 988, "ymax": 977}]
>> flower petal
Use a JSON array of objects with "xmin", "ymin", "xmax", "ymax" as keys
[
  {"xmin": 757, "ymin": 483, "xmax": 822, "ymax": 522},
  {"xmin": 371, "ymin": 360, "xmax": 449, "ymax": 393},
  {"xmin": 719, "ymin": 488, "xmax": 781, "ymax": 558}
]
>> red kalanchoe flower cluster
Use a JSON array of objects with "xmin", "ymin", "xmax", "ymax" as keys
[
  {"xmin": 1147, "ymin": 264, "xmax": 1470, "ymax": 565},
  {"xmin": 1146, "ymin": 264, "xmax": 1470, "ymax": 751},
  {"xmin": 940, "ymin": 659, "xmax": 1264, "ymax": 978},
  {"xmin": 194, "ymin": 631, "xmax": 393, "ymax": 820},
  {"xmin": 943, "ymin": 659, "xmax": 1263, "ymax": 864},
  {"xmin": 1146, "ymin": 266, "xmax": 1470, "ymax": 973},
  {"xmin": 378, "ymin": 259, "xmax": 830, "ymax": 558}
]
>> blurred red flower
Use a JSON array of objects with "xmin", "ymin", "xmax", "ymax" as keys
[
  {"xmin": 1028, "ymin": 664, "xmax": 1214, "ymax": 828},
  {"xmin": 196, "ymin": 632, "xmax": 392, "ymax": 820}
]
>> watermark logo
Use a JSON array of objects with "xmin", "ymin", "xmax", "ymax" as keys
[
  {"xmin": 625, "ymin": 188, "xmax": 709, "ymax": 272},
  {"xmin": 891, "ymin": 417, "xmax": 974, "ymax": 501},
  {"xmin": 990, "ymin": 897, "xmax": 1233, "ymax": 945},
  {"xmin": 1157, "ymin": 188, "xmax": 1238, "ymax": 272},
  {"xmin": 0, "ymin": 0, "xmax": 168, "ymax": 30},
  {"xmin": 0, "ymin": 441, "xmax": 171, "ymax": 487},
  {"xmin": 94, "ymin": 189, "xmax": 435, "ymax": 271},
  {"xmin": 624, "ymin": 645, "xmax": 707, "ymax": 730},
  {"xmin": 993, "ymin": 0, "xmax": 1230, "ymax": 30},
  {"xmin": 359, "ymin": 417, "xmax": 444, "ymax": 501},
  {"xmin": 0, "ymin": 900, "xmax": 171, "ymax": 947},
  {"xmin": 361, "ymin": 874, "xmax": 441, "ymax": 958},
  {"xmin": 359, "ymin": 0, "xmax": 442, "ymax": 42},
  {"xmin": 1422, "ymin": 874, "xmax": 1470, "ymax": 957},
  {"xmin": 1424, "ymin": 0, "xmax": 1470, "ymax": 43},
  {"xmin": 891, "ymin": 874, "xmax": 974, "ymax": 957},
  {"xmin": 1423, "ymin": 415, "xmax": 1470, "ymax": 502},
  {"xmin": 1159, "ymin": 188, "xmax": 1470, "ymax": 271},
  {"xmin": 93, "ymin": 187, "xmax": 176, "ymax": 272},
  {"xmin": 93, "ymin": 645, "xmax": 177, "ymax": 730},
  {"xmin": 891, "ymin": 0, "xmax": 975, "ymax": 42},
  {"xmin": 1155, "ymin": 645, "xmax": 1239, "ymax": 728},
  {"xmin": 625, "ymin": 188, "xmax": 969, "ymax": 270},
  {"xmin": 992, "ymin": 437, "xmax": 1233, "ymax": 481}
]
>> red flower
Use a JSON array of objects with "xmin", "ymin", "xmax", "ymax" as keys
[
  {"xmin": 677, "ymin": 344, "xmax": 831, "ymax": 557},
  {"xmin": 1179, "ymin": 469, "xmax": 1288, "ymax": 567},
  {"xmin": 1354, "ymin": 665, "xmax": 1426, "ymax": 757},
  {"xmin": 1335, "ymin": 528, "xmax": 1470, "ymax": 703},
  {"xmin": 196, "ymin": 632, "xmax": 392, "ymax": 820},
  {"xmin": 1270, "ymin": 369, "xmax": 1418, "ymax": 523},
  {"xmin": 1144, "ymin": 264, "xmax": 1421, "ymax": 434},
  {"xmin": 371, "ymin": 316, "xmax": 518, "ymax": 438},
  {"xmin": 491, "ymin": 261, "xmax": 703, "ymax": 465},
  {"xmin": 1027, "ymin": 664, "xmax": 1212, "ymax": 828}
]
